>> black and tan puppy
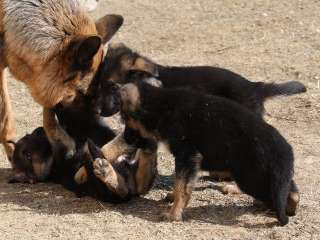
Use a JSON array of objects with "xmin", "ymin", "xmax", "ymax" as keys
[
  {"xmin": 100, "ymin": 43, "xmax": 306, "ymax": 116},
  {"xmin": 119, "ymin": 81, "xmax": 296, "ymax": 225},
  {"xmin": 10, "ymin": 127, "xmax": 157, "ymax": 203}
]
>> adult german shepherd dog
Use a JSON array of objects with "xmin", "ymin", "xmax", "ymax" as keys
[{"xmin": 0, "ymin": 0, "xmax": 123, "ymax": 161}]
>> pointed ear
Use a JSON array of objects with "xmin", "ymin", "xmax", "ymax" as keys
[
  {"xmin": 130, "ymin": 57, "xmax": 159, "ymax": 77},
  {"xmin": 76, "ymin": 36, "xmax": 101, "ymax": 66},
  {"xmin": 95, "ymin": 14, "xmax": 124, "ymax": 44}
]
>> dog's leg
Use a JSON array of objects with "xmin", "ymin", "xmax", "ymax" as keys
[
  {"xmin": 93, "ymin": 157, "xmax": 129, "ymax": 198},
  {"xmin": 271, "ymin": 175, "xmax": 290, "ymax": 226},
  {"xmin": 43, "ymin": 107, "xmax": 75, "ymax": 159},
  {"xmin": 101, "ymin": 132, "xmax": 136, "ymax": 163},
  {"xmin": 0, "ymin": 64, "xmax": 16, "ymax": 162},
  {"xmin": 134, "ymin": 147, "xmax": 158, "ymax": 195},
  {"xmin": 286, "ymin": 180, "xmax": 300, "ymax": 216},
  {"xmin": 163, "ymin": 144, "xmax": 201, "ymax": 221}
]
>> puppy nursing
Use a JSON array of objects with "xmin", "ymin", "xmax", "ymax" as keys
[{"xmin": 119, "ymin": 80, "xmax": 296, "ymax": 225}]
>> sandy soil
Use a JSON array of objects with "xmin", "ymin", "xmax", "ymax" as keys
[{"xmin": 1, "ymin": 0, "xmax": 320, "ymax": 239}]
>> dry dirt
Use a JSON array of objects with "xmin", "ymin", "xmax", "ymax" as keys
[{"xmin": 1, "ymin": 0, "xmax": 320, "ymax": 239}]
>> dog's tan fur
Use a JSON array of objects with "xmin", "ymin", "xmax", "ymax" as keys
[
  {"xmin": 0, "ymin": 0, "xmax": 123, "ymax": 160},
  {"xmin": 101, "ymin": 132, "xmax": 136, "ymax": 163},
  {"xmin": 134, "ymin": 148, "xmax": 157, "ymax": 194},
  {"xmin": 100, "ymin": 132, "xmax": 158, "ymax": 196}
]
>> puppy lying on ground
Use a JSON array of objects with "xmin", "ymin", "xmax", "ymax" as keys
[
  {"xmin": 9, "ymin": 127, "xmax": 157, "ymax": 203},
  {"xmin": 119, "ymin": 81, "xmax": 297, "ymax": 226},
  {"xmin": 9, "ymin": 66, "xmax": 157, "ymax": 201}
]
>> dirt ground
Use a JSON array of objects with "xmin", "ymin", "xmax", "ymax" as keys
[{"xmin": 1, "ymin": 0, "xmax": 320, "ymax": 239}]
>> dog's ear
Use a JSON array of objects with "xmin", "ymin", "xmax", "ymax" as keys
[
  {"xmin": 95, "ymin": 14, "xmax": 124, "ymax": 44},
  {"xmin": 76, "ymin": 36, "xmax": 102, "ymax": 67},
  {"xmin": 131, "ymin": 57, "xmax": 159, "ymax": 77}
]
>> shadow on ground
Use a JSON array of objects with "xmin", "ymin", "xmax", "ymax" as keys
[{"xmin": 0, "ymin": 168, "xmax": 278, "ymax": 227}]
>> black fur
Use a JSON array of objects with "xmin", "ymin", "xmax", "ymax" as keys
[
  {"xmin": 102, "ymin": 44, "xmax": 306, "ymax": 116},
  {"xmin": 156, "ymin": 66, "xmax": 306, "ymax": 115},
  {"xmin": 121, "ymin": 82, "xmax": 295, "ymax": 225}
]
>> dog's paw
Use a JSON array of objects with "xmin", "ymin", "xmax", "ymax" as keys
[
  {"xmin": 286, "ymin": 191, "xmax": 300, "ymax": 216},
  {"xmin": 160, "ymin": 210, "xmax": 183, "ymax": 222},
  {"xmin": 93, "ymin": 158, "xmax": 118, "ymax": 189},
  {"xmin": 220, "ymin": 183, "xmax": 242, "ymax": 195}
]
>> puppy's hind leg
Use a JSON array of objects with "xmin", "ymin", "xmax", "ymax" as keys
[
  {"xmin": 271, "ymin": 176, "xmax": 291, "ymax": 226},
  {"xmin": 286, "ymin": 180, "xmax": 300, "ymax": 216}
]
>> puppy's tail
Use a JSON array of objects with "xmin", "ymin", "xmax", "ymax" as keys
[{"xmin": 258, "ymin": 81, "xmax": 306, "ymax": 100}]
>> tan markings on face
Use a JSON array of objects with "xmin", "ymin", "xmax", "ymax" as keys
[
  {"xmin": 131, "ymin": 57, "xmax": 156, "ymax": 74},
  {"xmin": 120, "ymin": 83, "xmax": 140, "ymax": 112},
  {"xmin": 32, "ymin": 152, "xmax": 53, "ymax": 180}
]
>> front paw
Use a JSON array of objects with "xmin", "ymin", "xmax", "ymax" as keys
[
  {"xmin": 93, "ymin": 158, "xmax": 117, "ymax": 188},
  {"xmin": 161, "ymin": 209, "xmax": 183, "ymax": 222}
]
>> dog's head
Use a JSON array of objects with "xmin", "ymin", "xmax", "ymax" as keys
[
  {"xmin": 9, "ymin": 127, "xmax": 53, "ymax": 184},
  {"xmin": 104, "ymin": 43, "xmax": 159, "ymax": 84},
  {"xmin": 93, "ymin": 43, "xmax": 160, "ymax": 116},
  {"xmin": 119, "ymin": 83, "xmax": 161, "ymax": 142},
  {"xmin": 20, "ymin": 14, "xmax": 123, "ymax": 108}
]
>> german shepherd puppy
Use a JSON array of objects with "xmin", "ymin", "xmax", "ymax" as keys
[
  {"xmin": 100, "ymin": 43, "xmax": 306, "ymax": 116},
  {"xmin": 119, "ymin": 81, "xmax": 296, "ymax": 225},
  {"xmin": 0, "ymin": 0, "xmax": 123, "ymax": 161},
  {"xmin": 9, "ymin": 127, "xmax": 157, "ymax": 203}
]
